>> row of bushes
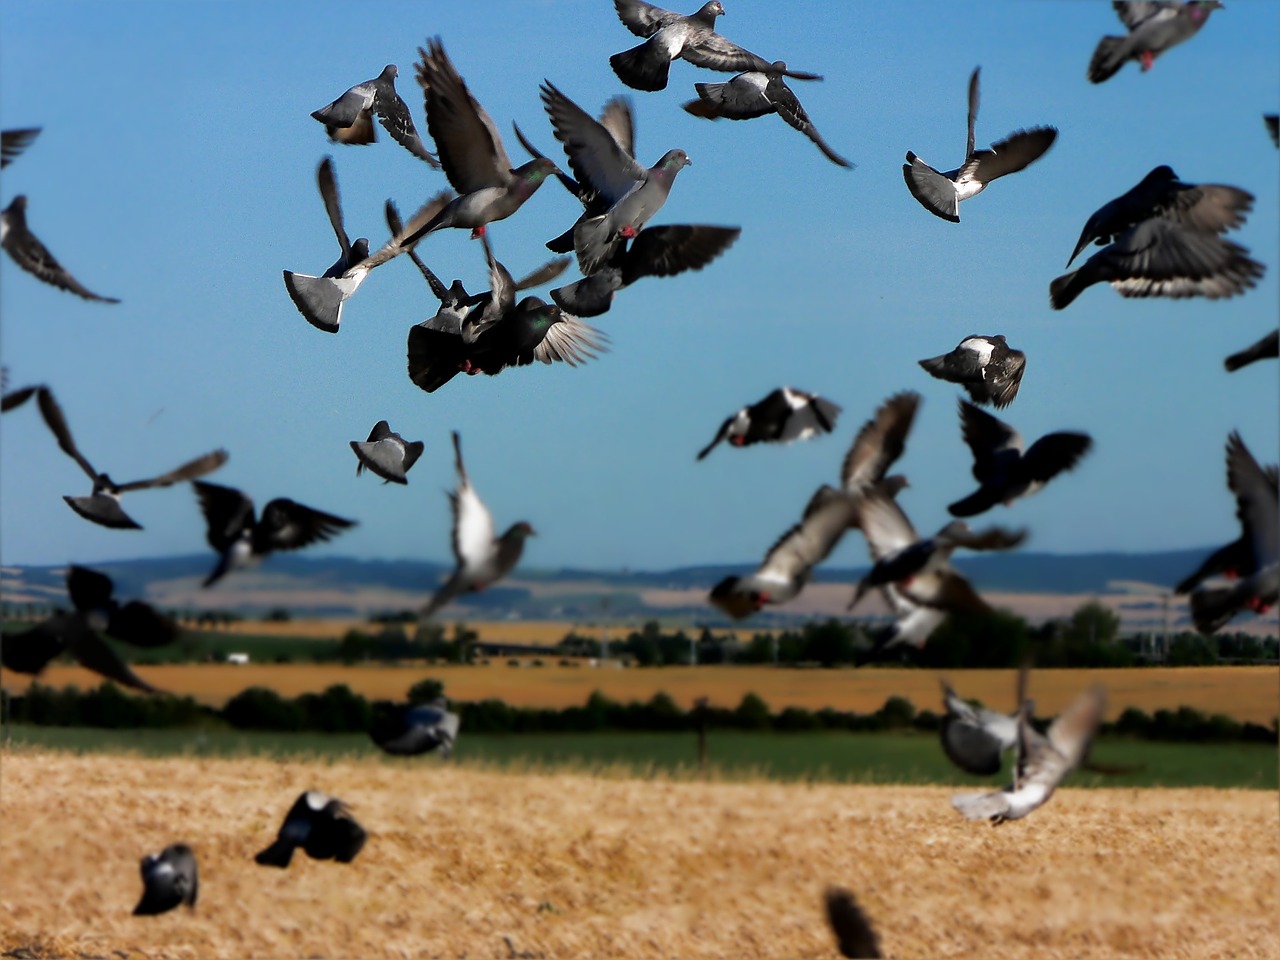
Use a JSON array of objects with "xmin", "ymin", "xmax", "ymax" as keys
[{"xmin": 4, "ymin": 682, "xmax": 1275, "ymax": 744}]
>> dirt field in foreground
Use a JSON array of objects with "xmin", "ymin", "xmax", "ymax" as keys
[{"xmin": 1, "ymin": 750, "xmax": 1275, "ymax": 959}]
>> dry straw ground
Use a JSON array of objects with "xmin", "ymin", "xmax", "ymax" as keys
[{"xmin": 1, "ymin": 749, "xmax": 1276, "ymax": 959}]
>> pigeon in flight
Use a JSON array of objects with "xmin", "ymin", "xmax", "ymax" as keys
[
  {"xmin": 311, "ymin": 64, "xmax": 440, "ymax": 167},
  {"xmin": 255, "ymin": 792, "xmax": 367, "ymax": 868},
  {"xmin": 939, "ymin": 679, "xmax": 1024, "ymax": 777},
  {"xmin": 0, "ymin": 565, "xmax": 178, "ymax": 694},
  {"xmin": 401, "ymin": 39, "xmax": 557, "ymax": 244},
  {"xmin": 1088, "ymin": 1, "xmax": 1222, "ymax": 84},
  {"xmin": 1064, "ymin": 165, "xmax": 1254, "ymax": 268},
  {"xmin": 1, "ymin": 196, "xmax": 120, "ymax": 302},
  {"xmin": 193, "ymin": 481, "xmax": 357, "ymax": 587},
  {"xmin": 34, "ymin": 386, "xmax": 228, "ymax": 530},
  {"xmin": 952, "ymin": 666, "xmax": 1106, "ymax": 823},
  {"xmin": 1183, "ymin": 433, "xmax": 1279, "ymax": 634},
  {"xmin": 351, "ymin": 421, "xmax": 424, "ymax": 485},
  {"xmin": 838, "ymin": 391, "xmax": 921, "ymax": 496},
  {"xmin": 824, "ymin": 886, "xmax": 883, "ymax": 959},
  {"xmin": 1224, "ymin": 330, "xmax": 1279, "ymax": 372},
  {"xmin": 1, "ymin": 127, "xmax": 40, "ymax": 167},
  {"xmin": 421, "ymin": 432, "xmax": 536, "ymax": 618},
  {"xmin": 682, "ymin": 63, "xmax": 852, "ymax": 168},
  {"xmin": 948, "ymin": 400, "xmax": 1093, "ymax": 517},
  {"xmin": 133, "ymin": 844, "xmax": 198, "ymax": 916},
  {"xmin": 697, "ymin": 387, "xmax": 841, "ymax": 460},
  {"xmin": 370, "ymin": 697, "xmax": 461, "ymax": 757},
  {"xmin": 609, "ymin": 0, "xmax": 818, "ymax": 92},
  {"xmin": 918, "ymin": 335, "xmax": 1026, "ymax": 409},
  {"xmin": 902, "ymin": 67, "xmax": 1056, "ymax": 223},
  {"xmin": 2, "ymin": 381, "xmax": 40, "ymax": 412}
]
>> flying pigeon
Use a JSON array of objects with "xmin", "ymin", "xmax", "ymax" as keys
[
  {"xmin": 902, "ymin": 67, "xmax": 1056, "ymax": 223},
  {"xmin": 918, "ymin": 335, "xmax": 1026, "ymax": 409},
  {"xmin": 254, "ymin": 791, "xmax": 367, "ymax": 868},
  {"xmin": 550, "ymin": 224, "xmax": 740, "ymax": 318},
  {"xmin": 351, "ymin": 421, "xmax": 424, "ymax": 485},
  {"xmin": 370, "ymin": 697, "xmax": 461, "ymax": 757},
  {"xmin": 824, "ymin": 886, "xmax": 883, "ymax": 959},
  {"xmin": 0, "ymin": 565, "xmax": 178, "ymax": 694},
  {"xmin": 193, "ymin": 481, "xmax": 356, "ymax": 587},
  {"xmin": 947, "ymin": 400, "xmax": 1093, "ymax": 517},
  {"xmin": 1183, "ymin": 433, "xmax": 1279, "ymax": 634},
  {"xmin": 682, "ymin": 63, "xmax": 852, "ymax": 168},
  {"xmin": 34, "ymin": 386, "xmax": 228, "ymax": 530},
  {"xmin": 133, "ymin": 844, "xmax": 198, "ymax": 916},
  {"xmin": 310, "ymin": 64, "xmax": 440, "ymax": 167},
  {"xmin": 696, "ymin": 387, "xmax": 841, "ymax": 460},
  {"xmin": 421, "ymin": 432, "xmax": 535, "ymax": 618},
  {"xmin": 2, "ymin": 382, "xmax": 40, "ymax": 412},
  {"xmin": 838, "ymin": 391, "xmax": 921, "ymax": 495},
  {"xmin": 939, "ymin": 679, "xmax": 1023, "ymax": 777},
  {"xmin": 1064, "ymin": 165, "xmax": 1254, "ymax": 268},
  {"xmin": 284, "ymin": 187, "xmax": 452, "ymax": 333},
  {"xmin": 400, "ymin": 39, "xmax": 557, "ymax": 244},
  {"xmin": 609, "ymin": 0, "xmax": 818, "ymax": 92},
  {"xmin": 1088, "ymin": 1, "xmax": 1222, "ymax": 84},
  {"xmin": 1224, "ymin": 330, "xmax": 1279, "ymax": 372},
  {"xmin": 952, "ymin": 666, "xmax": 1106, "ymax": 823},
  {"xmin": 1, "ymin": 127, "xmax": 40, "ymax": 168},
  {"xmin": 708, "ymin": 485, "xmax": 860, "ymax": 620},
  {"xmin": 1, "ymin": 196, "xmax": 121, "ymax": 302}
]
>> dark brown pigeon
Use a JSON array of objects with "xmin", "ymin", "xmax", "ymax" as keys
[{"xmin": 2, "ymin": 196, "xmax": 120, "ymax": 302}]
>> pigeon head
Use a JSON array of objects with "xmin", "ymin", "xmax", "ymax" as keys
[
  {"xmin": 1142, "ymin": 165, "xmax": 1179, "ymax": 186},
  {"xmin": 655, "ymin": 150, "xmax": 692, "ymax": 178},
  {"xmin": 504, "ymin": 521, "xmax": 536, "ymax": 541},
  {"xmin": 938, "ymin": 520, "xmax": 972, "ymax": 541},
  {"xmin": 709, "ymin": 576, "xmax": 758, "ymax": 620},
  {"xmin": 351, "ymin": 238, "xmax": 370, "ymax": 260},
  {"xmin": 697, "ymin": 2, "xmax": 725, "ymax": 23},
  {"xmin": 380, "ymin": 64, "xmax": 398, "ymax": 81},
  {"xmin": 724, "ymin": 408, "xmax": 752, "ymax": 443},
  {"xmin": 516, "ymin": 157, "xmax": 558, "ymax": 186},
  {"xmin": 6, "ymin": 194, "xmax": 27, "ymax": 213}
]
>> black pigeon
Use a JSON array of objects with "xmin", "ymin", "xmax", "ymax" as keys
[
  {"xmin": 902, "ymin": 67, "xmax": 1056, "ymax": 223},
  {"xmin": 697, "ymin": 387, "xmax": 841, "ymax": 460},
  {"xmin": 824, "ymin": 886, "xmax": 882, "ymax": 959},
  {"xmin": 682, "ymin": 62, "xmax": 851, "ymax": 168},
  {"xmin": 1, "ymin": 196, "xmax": 120, "ymax": 302},
  {"xmin": 1, "ymin": 127, "xmax": 40, "ymax": 167},
  {"xmin": 351, "ymin": 421, "xmax": 424, "ymax": 485},
  {"xmin": 371, "ymin": 697, "xmax": 461, "ymax": 757},
  {"xmin": 2, "ymin": 382, "xmax": 40, "ymax": 412},
  {"xmin": 193, "ymin": 481, "xmax": 356, "ymax": 587},
  {"xmin": 1, "ymin": 565, "xmax": 178, "ymax": 694},
  {"xmin": 133, "ymin": 844, "xmax": 198, "ymax": 916},
  {"xmin": 35, "ymin": 386, "xmax": 228, "ymax": 530},
  {"xmin": 254, "ymin": 792, "xmax": 367, "ymax": 868},
  {"xmin": 609, "ymin": 0, "xmax": 818, "ymax": 92},
  {"xmin": 1089, "ymin": 1, "xmax": 1222, "ymax": 84},
  {"xmin": 1266, "ymin": 115, "xmax": 1279, "ymax": 148},
  {"xmin": 948, "ymin": 400, "xmax": 1093, "ymax": 517},
  {"xmin": 310, "ymin": 64, "xmax": 440, "ymax": 167},
  {"xmin": 918, "ymin": 335, "xmax": 1026, "ymax": 409},
  {"xmin": 1224, "ymin": 330, "xmax": 1279, "ymax": 373}
]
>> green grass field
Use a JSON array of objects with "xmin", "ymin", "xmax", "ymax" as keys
[{"xmin": 4, "ymin": 724, "xmax": 1274, "ymax": 789}]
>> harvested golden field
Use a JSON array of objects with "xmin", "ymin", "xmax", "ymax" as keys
[
  {"xmin": 1, "ymin": 749, "xmax": 1275, "ymax": 959},
  {"xmin": 9, "ymin": 663, "xmax": 1279, "ymax": 724}
]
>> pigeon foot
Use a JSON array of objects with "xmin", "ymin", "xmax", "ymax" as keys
[
  {"xmin": 1139, "ymin": 50, "xmax": 1155, "ymax": 71},
  {"xmin": 470, "ymin": 226, "xmax": 487, "ymax": 239}
]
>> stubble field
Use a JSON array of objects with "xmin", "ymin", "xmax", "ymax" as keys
[{"xmin": 1, "ymin": 748, "xmax": 1276, "ymax": 959}]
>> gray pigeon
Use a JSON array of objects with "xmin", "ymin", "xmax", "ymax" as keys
[
  {"xmin": 901, "ymin": 69, "xmax": 1049, "ymax": 224},
  {"xmin": 903, "ymin": 67, "xmax": 1056, "ymax": 223},
  {"xmin": 1089, "ymin": 1, "xmax": 1222, "ymax": 84},
  {"xmin": 35, "ymin": 386, "xmax": 228, "ymax": 530},
  {"xmin": 609, "ymin": 0, "xmax": 818, "ymax": 92},
  {"xmin": 1, "ymin": 127, "xmax": 40, "ymax": 167},
  {"xmin": 948, "ymin": 400, "xmax": 1093, "ymax": 517},
  {"xmin": 939, "ymin": 679, "xmax": 1023, "ymax": 776},
  {"xmin": 133, "ymin": 844, "xmax": 198, "ymax": 916},
  {"xmin": 1065, "ymin": 165, "xmax": 1254, "ymax": 268},
  {"xmin": 311, "ymin": 64, "xmax": 440, "ymax": 167},
  {"xmin": 1224, "ymin": 330, "xmax": 1279, "ymax": 372},
  {"xmin": 401, "ymin": 39, "xmax": 557, "ymax": 244},
  {"xmin": 193, "ymin": 481, "xmax": 356, "ymax": 587},
  {"xmin": 370, "ymin": 697, "xmax": 461, "ymax": 757},
  {"xmin": 697, "ymin": 386, "xmax": 841, "ymax": 460},
  {"xmin": 0, "ymin": 565, "xmax": 178, "ymax": 694},
  {"xmin": 351, "ymin": 421, "xmax": 424, "ymax": 485},
  {"xmin": 421, "ymin": 432, "xmax": 535, "ymax": 618},
  {"xmin": 1186, "ymin": 433, "xmax": 1279, "ymax": 634},
  {"xmin": 952, "ymin": 666, "xmax": 1106, "ymax": 823},
  {"xmin": 1, "ymin": 196, "xmax": 120, "ymax": 302},
  {"xmin": 918, "ymin": 335, "xmax": 1026, "ymax": 409},
  {"xmin": 682, "ymin": 63, "xmax": 852, "ymax": 168},
  {"xmin": 824, "ymin": 886, "xmax": 882, "ymax": 959},
  {"xmin": 255, "ymin": 792, "xmax": 367, "ymax": 868}
]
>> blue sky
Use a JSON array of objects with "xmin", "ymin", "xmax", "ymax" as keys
[{"xmin": 1, "ymin": 0, "xmax": 1277, "ymax": 579}]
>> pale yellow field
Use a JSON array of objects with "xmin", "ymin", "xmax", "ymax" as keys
[
  {"xmin": 9, "ymin": 663, "xmax": 1279, "ymax": 724},
  {"xmin": 0, "ymin": 749, "xmax": 1275, "ymax": 959}
]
